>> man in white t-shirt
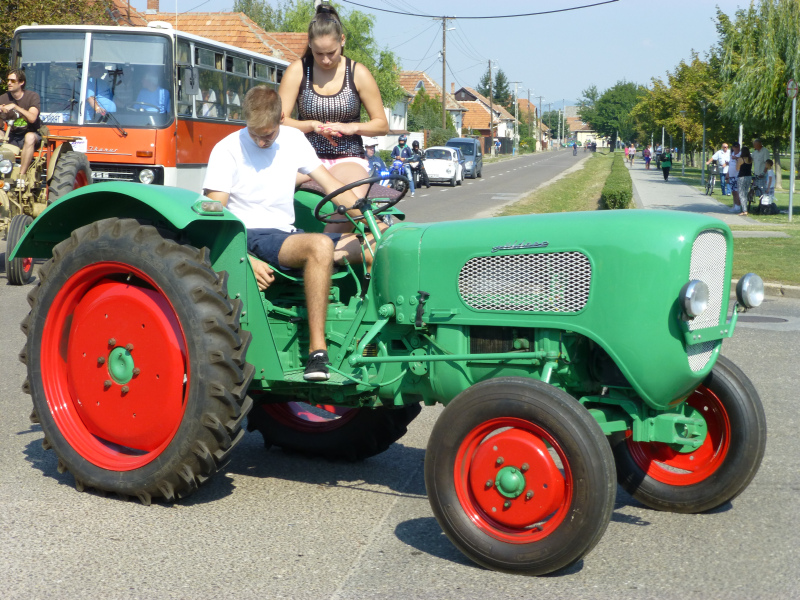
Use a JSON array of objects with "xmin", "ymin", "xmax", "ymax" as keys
[
  {"xmin": 751, "ymin": 138, "xmax": 769, "ymax": 179},
  {"xmin": 706, "ymin": 143, "xmax": 731, "ymax": 195},
  {"xmin": 202, "ymin": 86, "xmax": 367, "ymax": 381}
]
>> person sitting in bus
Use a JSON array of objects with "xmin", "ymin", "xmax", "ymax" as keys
[
  {"xmin": 226, "ymin": 89, "xmax": 241, "ymax": 119},
  {"xmin": 135, "ymin": 71, "xmax": 170, "ymax": 113},
  {"xmin": 198, "ymin": 88, "xmax": 217, "ymax": 118},
  {"xmin": 203, "ymin": 86, "xmax": 381, "ymax": 382},
  {"xmin": 85, "ymin": 63, "xmax": 116, "ymax": 121}
]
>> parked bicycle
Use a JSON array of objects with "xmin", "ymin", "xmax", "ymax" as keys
[
  {"xmin": 705, "ymin": 160, "xmax": 718, "ymax": 195},
  {"xmin": 746, "ymin": 174, "xmax": 766, "ymax": 214}
]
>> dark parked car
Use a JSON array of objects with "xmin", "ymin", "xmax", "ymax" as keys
[{"xmin": 446, "ymin": 137, "xmax": 482, "ymax": 178}]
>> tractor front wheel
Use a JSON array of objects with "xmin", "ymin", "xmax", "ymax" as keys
[
  {"xmin": 248, "ymin": 399, "xmax": 421, "ymax": 461},
  {"xmin": 48, "ymin": 151, "xmax": 91, "ymax": 203},
  {"xmin": 5, "ymin": 214, "xmax": 34, "ymax": 285},
  {"xmin": 611, "ymin": 355, "xmax": 766, "ymax": 513},
  {"xmin": 425, "ymin": 377, "xmax": 616, "ymax": 575},
  {"xmin": 21, "ymin": 218, "xmax": 254, "ymax": 503}
]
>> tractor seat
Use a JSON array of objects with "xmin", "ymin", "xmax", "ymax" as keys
[{"xmin": 1, "ymin": 142, "xmax": 21, "ymax": 157}]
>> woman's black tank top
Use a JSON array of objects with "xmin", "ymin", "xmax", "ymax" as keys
[
  {"xmin": 739, "ymin": 160, "xmax": 752, "ymax": 177},
  {"xmin": 297, "ymin": 56, "xmax": 364, "ymax": 159}
]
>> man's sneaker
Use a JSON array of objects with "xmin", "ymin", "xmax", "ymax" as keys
[
  {"xmin": 410, "ymin": 192, "xmax": 415, "ymax": 197},
  {"xmin": 380, "ymin": 213, "xmax": 394, "ymax": 226},
  {"xmin": 304, "ymin": 350, "xmax": 330, "ymax": 381}
]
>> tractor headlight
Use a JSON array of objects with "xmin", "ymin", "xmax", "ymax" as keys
[
  {"xmin": 736, "ymin": 273, "xmax": 764, "ymax": 308},
  {"xmin": 679, "ymin": 280, "xmax": 709, "ymax": 319},
  {"xmin": 2, "ymin": 181, "xmax": 10, "ymax": 192},
  {"xmin": 138, "ymin": 168, "xmax": 155, "ymax": 184},
  {"xmin": 0, "ymin": 159, "xmax": 12, "ymax": 175}
]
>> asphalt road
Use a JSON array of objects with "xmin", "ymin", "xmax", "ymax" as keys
[{"xmin": 1, "ymin": 166, "xmax": 798, "ymax": 599}]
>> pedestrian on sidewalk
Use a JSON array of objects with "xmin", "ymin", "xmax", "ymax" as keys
[
  {"xmin": 707, "ymin": 143, "xmax": 731, "ymax": 195},
  {"xmin": 643, "ymin": 144, "xmax": 652, "ymax": 169},
  {"xmin": 624, "ymin": 144, "xmax": 629, "ymax": 162},
  {"xmin": 736, "ymin": 146, "xmax": 753, "ymax": 216},
  {"xmin": 727, "ymin": 142, "xmax": 743, "ymax": 213},
  {"xmin": 628, "ymin": 144, "xmax": 635, "ymax": 166},
  {"xmin": 660, "ymin": 147, "xmax": 673, "ymax": 180}
]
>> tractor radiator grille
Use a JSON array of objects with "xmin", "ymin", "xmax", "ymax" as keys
[
  {"xmin": 687, "ymin": 230, "xmax": 727, "ymax": 371},
  {"xmin": 458, "ymin": 252, "xmax": 591, "ymax": 313}
]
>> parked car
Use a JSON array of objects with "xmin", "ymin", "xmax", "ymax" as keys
[
  {"xmin": 446, "ymin": 137, "xmax": 482, "ymax": 178},
  {"xmin": 424, "ymin": 146, "xmax": 465, "ymax": 187}
]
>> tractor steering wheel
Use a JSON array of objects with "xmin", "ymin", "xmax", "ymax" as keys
[{"xmin": 313, "ymin": 173, "xmax": 408, "ymax": 224}]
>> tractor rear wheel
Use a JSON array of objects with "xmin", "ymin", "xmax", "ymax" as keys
[
  {"xmin": 6, "ymin": 213, "xmax": 34, "ymax": 285},
  {"xmin": 48, "ymin": 151, "xmax": 92, "ymax": 203},
  {"xmin": 248, "ymin": 399, "xmax": 421, "ymax": 461},
  {"xmin": 21, "ymin": 218, "xmax": 254, "ymax": 504}
]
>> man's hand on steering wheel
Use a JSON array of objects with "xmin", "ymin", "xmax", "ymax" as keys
[{"xmin": 314, "ymin": 173, "xmax": 408, "ymax": 225}]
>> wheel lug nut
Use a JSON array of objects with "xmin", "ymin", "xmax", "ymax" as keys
[
  {"xmin": 485, "ymin": 480, "xmax": 493, "ymax": 488},
  {"xmin": 132, "ymin": 368, "xmax": 141, "ymax": 376},
  {"xmin": 526, "ymin": 490, "xmax": 534, "ymax": 500},
  {"xmin": 104, "ymin": 380, "xmax": 112, "ymax": 389},
  {"xmin": 108, "ymin": 338, "xmax": 116, "ymax": 346},
  {"xmin": 97, "ymin": 357, "xmax": 105, "ymax": 365},
  {"xmin": 521, "ymin": 463, "xmax": 529, "ymax": 472},
  {"xmin": 121, "ymin": 385, "xmax": 130, "ymax": 394},
  {"xmin": 125, "ymin": 343, "xmax": 134, "ymax": 352},
  {"xmin": 503, "ymin": 501, "xmax": 512, "ymax": 509},
  {"xmin": 496, "ymin": 457, "xmax": 504, "ymax": 466}
]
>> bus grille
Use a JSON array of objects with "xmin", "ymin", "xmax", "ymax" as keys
[
  {"xmin": 687, "ymin": 230, "xmax": 727, "ymax": 371},
  {"xmin": 459, "ymin": 252, "xmax": 591, "ymax": 312},
  {"xmin": 92, "ymin": 166, "xmax": 137, "ymax": 182}
]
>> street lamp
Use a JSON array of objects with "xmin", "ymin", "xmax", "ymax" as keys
[
  {"xmin": 700, "ymin": 101, "xmax": 707, "ymax": 186},
  {"xmin": 680, "ymin": 110, "xmax": 686, "ymax": 177}
]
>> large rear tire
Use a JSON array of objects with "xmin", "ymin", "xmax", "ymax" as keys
[
  {"xmin": 425, "ymin": 377, "xmax": 616, "ymax": 575},
  {"xmin": 248, "ymin": 399, "xmax": 421, "ymax": 461},
  {"xmin": 611, "ymin": 355, "xmax": 766, "ymax": 513},
  {"xmin": 48, "ymin": 151, "xmax": 92, "ymax": 203},
  {"xmin": 21, "ymin": 218, "xmax": 254, "ymax": 503},
  {"xmin": 5, "ymin": 213, "xmax": 34, "ymax": 285}
]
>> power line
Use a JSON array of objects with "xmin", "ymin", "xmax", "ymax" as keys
[
  {"xmin": 339, "ymin": 0, "xmax": 619, "ymax": 19},
  {"xmin": 411, "ymin": 28, "xmax": 441, "ymax": 71}
]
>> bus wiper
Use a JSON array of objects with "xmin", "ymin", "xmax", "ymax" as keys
[{"xmin": 104, "ymin": 111, "xmax": 128, "ymax": 137}]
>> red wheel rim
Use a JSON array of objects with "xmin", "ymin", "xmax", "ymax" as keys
[
  {"xmin": 627, "ymin": 385, "xmax": 731, "ymax": 485},
  {"xmin": 74, "ymin": 170, "xmax": 89, "ymax": 189},
  {"xmin": 21, "ymin": 257, "xmax": 33, "ymax": 273},
  {"xmin": 40, "ymin": 262, "xmax": 189, "ymax": 470},
  {"xmin": 454, "ymin": 417, "xmax": 572, "ymax": 544},
  {"xmin": 260, "ymin": 402, "xmax": 358, "ymax": 433}
]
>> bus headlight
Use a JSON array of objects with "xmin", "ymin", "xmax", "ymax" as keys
[
  {"xmin": 679, "ymin": 280, "xmax": 709, "ymax": 319},
  {"xmin": 0, "ymin": 159, "xmax": 12, "ymax": 175},
  {"xmin": 736, "ymin": 273, "xmax": 764, "ymax": 308},
  {"xmin": 138, "ymin": 168, "xmax": 155, "ymax": 184}
]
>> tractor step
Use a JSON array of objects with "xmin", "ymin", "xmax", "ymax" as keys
[{"xmin": 282, "ymin": 370, "xmax": 353, "ymax": 385}]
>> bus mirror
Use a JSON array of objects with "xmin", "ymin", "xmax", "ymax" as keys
[{"xmin": 182, "ymin": 66, "xmax": 200, "ymax": 96}]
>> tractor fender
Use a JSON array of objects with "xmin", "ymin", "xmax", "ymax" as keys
[{"xmin": 46, "ymin": 141, "xmax": 73, "ymax": 183}]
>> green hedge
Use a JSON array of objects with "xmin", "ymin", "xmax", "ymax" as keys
[{"xmin": 600, "ymin": 153, "xmax": 633, "ymax": 209}]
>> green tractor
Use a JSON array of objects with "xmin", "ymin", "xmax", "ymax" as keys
[{"xmin": 13, "ymin": 176, "xmax": 766, "ymax": 576}]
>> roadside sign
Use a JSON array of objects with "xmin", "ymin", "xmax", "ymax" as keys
[{"xmin": 787, "ymin": 79, "xmax": 798, "ymax": 99}]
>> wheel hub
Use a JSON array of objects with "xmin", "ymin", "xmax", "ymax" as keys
[
  {"xmin": 467, "ymin": 427, "xmax": 566, "ymax": 528},
  {"xmin": 108, "ymin": 347, "xmax": 135, "ymax": 384}
]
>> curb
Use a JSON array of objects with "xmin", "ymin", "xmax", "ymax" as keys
[{"xmin": 733, "ymin": 279, "xmax": 800, "ymax": 299}]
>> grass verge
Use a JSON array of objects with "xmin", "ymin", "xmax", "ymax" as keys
[
  {"xmin": 499, "ymin": 151, "xmax": 613, "ymax": 216},
  {"xmin": 730, "ymin": 225, "xmax": 800, "ymax": 286}
]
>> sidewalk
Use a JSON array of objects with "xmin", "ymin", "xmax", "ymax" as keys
[{"xmin": 625, "ymin": 160, "xmax": 799, "ymax": 298}]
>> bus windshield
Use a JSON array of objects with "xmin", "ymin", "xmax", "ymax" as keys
[{"xmin": 16, "ymin": 31, "xmax": 173, "ymax": 128}]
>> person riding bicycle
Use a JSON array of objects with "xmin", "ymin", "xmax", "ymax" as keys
[
  {"xmin": 391, "ymin": 134, "xmax": 416, "ymax": 197},
  {"xmin": 410, "ymin": 140, "xmax": 430, "ymax": 188}
]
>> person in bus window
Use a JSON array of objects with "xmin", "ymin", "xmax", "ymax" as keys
[
  {"xmin": 199, "ymin": 88, "xmax": 217, "ymax": 117},
  {"xmin": 278, "ymin": 3, "xmax": 389, "ymax": 230},
  {"xmin": 135, "ymin": 71, "xmax": 170, "ymax": 113},
  {"xmin": 226, "ymin": 89, "xmax": 241, "ymax": 119},
  {"xmin": 85, "ymin": 63, "xmax": 116, "ymax": 121}
]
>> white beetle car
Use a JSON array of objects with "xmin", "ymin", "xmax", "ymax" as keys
[{"xmin": 423, "ymin": 146, "xmax": 465, "ymax": 187}]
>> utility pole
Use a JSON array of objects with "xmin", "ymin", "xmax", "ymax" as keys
[
  {"xmin": 536, "ymin": 95, "xmax": 543, "ymax": 151},
  {"xmin": 433, "ymin": 17, "xmax": 453, "ymax": 129},
  {"xmin": 547, "ymin": 102, "xmax": 552, "ymax": 150},
  {"xmin": 510, "ymin": 81, "xmax": 521, "ymax": 155},
  {"xmin": 489, "ymin": 59, "xmax": 494, "ymax": 154}
]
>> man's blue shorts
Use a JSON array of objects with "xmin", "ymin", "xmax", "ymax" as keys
[{"xmin": 247, "ymin": 228, "xmax": 342, "ymax": 268}]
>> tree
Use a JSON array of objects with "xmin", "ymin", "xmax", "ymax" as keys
[
  {"xmin": 408, "ymin": 87, "xmax": 454, "ymax": 132},
  {"xmin": 716, "ymin": 0, "xmax": 800, "ymax": 188},
  {"xmin": 475, "ymin": 66, "xmax": 511, "ymax": 108},
  {"xmin": 578, "ymin": 85, "xmax": 599, "ymax": 126},
  {"xmin": 1, "ymin": 0, "xmax": 106, "ymax": 70},
  {"xmin": 233, "ymin": 0, "xmax": 404, "ymax": 108},
  {"xmin": 583, "ymin": 80, "xmax": 647, "ymax": 151}
]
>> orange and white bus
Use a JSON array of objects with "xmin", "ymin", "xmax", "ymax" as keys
[{"xmin": 11, "ymin": 23, "xmax": 289, "ymax": 191}]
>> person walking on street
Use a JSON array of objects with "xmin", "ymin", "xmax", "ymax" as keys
[
  {"xmin": 727, "ymin": 142, "xmax": 742, "ymax": 213},
  {"xmin": 661, "ymin": 147, "xmax": 673, "ymax": 180},
  {"xmin": 628, "ymin": 144, "xmax": 635, "ymax": 166},
  {"xmin": 643, "ymin": 145, "xmax": 652, "ymax": 170},
  {"xmin": 707, "ymin": 143, "xmax": 731, "ymax": 195},
  {"xmin": 736, "ymin": 146, "xmax": 753, "ymax": 216},
  {"xmin": 624, "ymin": 144, "xmax": 629, "ymax": 162}
]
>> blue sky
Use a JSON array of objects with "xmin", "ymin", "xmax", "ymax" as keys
[{"xmin": 132, "ymin": 0, "xmax": 748, "ymax": 108}]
